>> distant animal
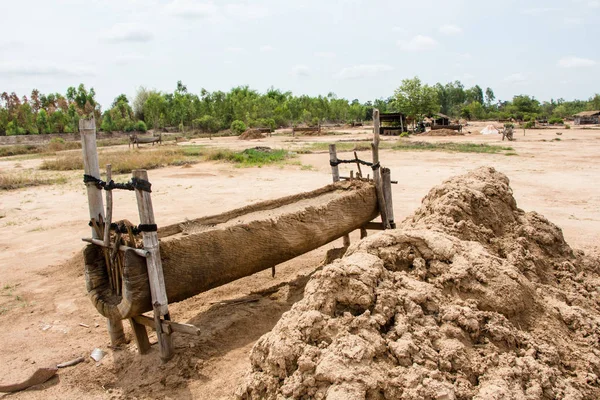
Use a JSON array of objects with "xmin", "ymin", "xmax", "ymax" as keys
[
  {"xmin": 129, "ymin": 133, "xmax": 162, "ymax": 149},
  {"xmin": 502, "ymin": 126, "xmax": 515, "ymax": 141},
  {"xmin": 556, "ymin": 132, "xmax": 563, "ymax": 136}
]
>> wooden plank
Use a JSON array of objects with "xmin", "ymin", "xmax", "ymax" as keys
[
  {"xmin": 129, "ymin": 318, "xmax": 151, "ymax": 354},
  {"xmin": 372, "ymin": 109, "xmax": 390, "ymax": 230},
  {"xmin": 132, "ymin": 169, "xmax": 173, "ymax": 362},
  {"xmin": 363, "ymin": 222, "xmax": 385, "ymax": 230},
  {"xmin": 381, "ymin": 167, "xmax": 396, "ymax": 228},
  {"xmin": 329, "ymin": 144, "xmax": 350, "ymax": 246},
  {"xmin": 133, "ymin": 315, "xmax": 201, "ymax": 336},
  {"xmin": 103, "ymin": 164, "xmax": 112, "ymax": 247},
  {"xmin": 79, "ymin": 118, "xmax": 126, "ymax": 347}
]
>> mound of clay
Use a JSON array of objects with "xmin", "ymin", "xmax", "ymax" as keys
[
  {"xmin": 239, "ymin": 130, "xmax": 266, "ymax": 140},
  {"xmin": 422, "ymin": 129, "xmax": 464, "ymax": 136},
  {"xmin": 238, "ymin": 167, "xmax": 600, "ymax": 399}
]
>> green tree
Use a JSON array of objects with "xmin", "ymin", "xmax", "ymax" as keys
[
  {"xmin": 485, "ymin": 88, "xmax": 495, "ymax": 108},
  {"xmin": 394, "ymin": 77, "xmax": 440, "ymax": 127},
  {"xmin": 36, "ymin": 109, "xmax": 51, "ymax": 134}
]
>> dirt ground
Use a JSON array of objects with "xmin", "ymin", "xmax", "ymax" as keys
[{"xmin": 0, "ymin": 122, "xmax": 599, "ymax": 399}]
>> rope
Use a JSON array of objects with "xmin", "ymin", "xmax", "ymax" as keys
[
  {"xmin": 83, "ymin": 174, "xmax": 152, "ymax": 192},
  {"xmin": 330, "ymin": 159, "xmax": 381, "ymax": 170}
]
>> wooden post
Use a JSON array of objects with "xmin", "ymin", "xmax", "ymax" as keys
[
  {"xmin": 381, "ymin": 167, "xmax": 396, "ymax": 228},
  {"xmin": 103, "ymin": 164, "xmax": 112, "ymax": 248},
  {"xmin": 372, "ymin": 110, "xmax": 390, "ymax": 230},
  {"xmin": 329, "ymin": 144, "xmax": 350, "ymax": 247},
  {"xmin": 132, "ymin": 169, "xmax": 173, "ymax": 362},
  {"xmin": 79, "ymin": 118, "xmax": 126, "ymax": 346}
]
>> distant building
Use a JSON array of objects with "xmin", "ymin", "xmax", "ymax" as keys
[
  {"xmin": 380, "ymin": 112, "xmax": 407, "ymax": 135},
  {"xmin": 433, "ymin": 113, "xmax": 450, "ymax": 126},
  {"xmin": 574, "ymin": 111, "xmax": 600, "ymax": 125}
]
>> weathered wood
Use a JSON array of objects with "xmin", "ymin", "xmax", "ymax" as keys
[
  {"xmin": 329, "ymin": 144, "xmax": 340, "ymax": 182},
  {"xmin": 104, "ymin": 165, "xmax": 112, "ymax": 247},
  {"xmin": 79, "ymin": 118, "xmax": 126, "ymax": 346},
  {"xmin": 354, "ymin": 151, "xmax": 363, "ymax": 178},
  {"xmin": 372, "ymin": 109, "xmax": 390, "ymax": 230},
  {"xmin": 85, "ymin": 181, "xmax": 379, "ymax": 320},
  {"xmin": 57, "ymin": 357, "xmax": 85, "ymax": 368},
  {"xmin": 381, "ymin": 167, "xmax": 396, "ymax": 228},
  {"xmin": 329, "ymin": 144, "xmax": 350, "ymax": 246},
  {"xmin": 133, "ymin": 315, "xmax": 201, "ymax": 336},
  {"xmin": 81, "ymin": 238, "xmax": 150, "ymax": 258},
  {"xmin": 129, "ymin": 318, "xmax": 151, "ymax": 354},
  {"xmin": 132, "ymin": 169, "xmax": 173, "ymax": 362}
]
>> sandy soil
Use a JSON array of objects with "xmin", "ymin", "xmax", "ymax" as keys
[{"xmin": 0, "ymin": 123, "xmax": 599, "ymax": 399}]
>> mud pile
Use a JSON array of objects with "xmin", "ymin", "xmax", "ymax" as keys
[
  {"xmin": 237, "ymin": 167, "xmax": 600, "ymax": 399},
  {"xmin": 239, "ymin": 130, "xmax": 266, "ymax": 140}
]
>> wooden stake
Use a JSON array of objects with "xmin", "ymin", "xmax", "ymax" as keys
[
  {"xmin": 104, "ymin": 165, "xmax": 112, "ymax": 247},
  {"xmin": 129, "ymin": 318, "xmax": 151, "ymax": 354},
  {"xmin": 329, "ymin": 144, "xmax": 351, "ymax": 247},
  {"xmin": 79, "ymin": 118, "xmax": 126, "ymax": 346},
  {"xmin": 354, "ymin": 151, "xmax": 363, "ymax": 178},
  {"xmin": 132, "ymin": 169, "xmax": 173, "ymax": 362},
  {"xmin": 381, "ymin": 167, "xmax": 396, "ymax": 228},
  {"xmin": 372, "ymin": 110, "xmax": 390, "ymax": 230}
]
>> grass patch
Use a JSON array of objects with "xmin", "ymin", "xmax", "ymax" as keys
[
  {"xmin": 298, "ymin": 141, "xmax": 372, "ymax": 153},
  {"xmin": 0, "ymin": 171, "xmax": 67, "ymax": 191},
  {"xmin": 206, "ymin": 148, "xmax": 290, "ymax": 167},
  {"xmin": 392, "ymin": 141, "xmax": 514, "ymax": 154}
]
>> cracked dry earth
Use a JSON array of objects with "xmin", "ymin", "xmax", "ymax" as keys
[{"xmin": 237, "ymin": 167, "xmax": 600, "ymax": 400}]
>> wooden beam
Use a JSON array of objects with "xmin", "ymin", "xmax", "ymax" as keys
[
  {"xmin": 329, "ymin": 144, "xmax": 350, "ymax": 246},
  {"xmin": 132, "ymin": 315, "xmax": 201, "ymax": 336},
  {"xmin": 79, "ymin": 118, "xmax": 126, "ymax": 347},
  {"xmin": 381, "ymin": 167, "xmax": 396, "ymax": 229},
  {"xmin": 363, "ymin": 222, "xmax": 386, "ymax": 230},
  {"xmin": 133, "ymin": 169, "xmax": 173, "ymax": 362},
  {"xmin": 372, "ymin": 109, "xmax": 390, "ymax": 230}
]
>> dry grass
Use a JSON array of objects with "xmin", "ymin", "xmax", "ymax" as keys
[
  {"xmin": 39, "ymin": 145, "xmax": 294, "ymax": 173},
  {"xmin": 0, "ymin": 171, "xmax": 67, "ymax": 191},
  {"xmin": 40, "ymin": 146, "xmax": 195, "ymax": 173}
]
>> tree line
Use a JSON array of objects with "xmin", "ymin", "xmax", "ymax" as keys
[{"xmin": 1, "ymin": 79, "xmax": 599, "ymax": 136}]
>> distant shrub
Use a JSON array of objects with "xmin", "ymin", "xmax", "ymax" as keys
[
  {"xmin": 100, "ymin": 119, "xmax": 113, "ymax": 133},
  {"xmin": 136, "ymin": 121, "xmax": 147, "ymax": 132},
  {"xmin": 549, "ymin": 117, "xmax": 564, "ymax": 125},
  {"xmin": 400, "ymin": 132, "xmax": 410, "ymax": 138},
  {"xmin": 230, "ymin": 120, "xmax": 247, "ymax": 135},
  {"xmin": 310, "ymin": 117, "xmax": 320, "ymax": 127},
  {"xmin": 47, "ymin": 137, "xmax": 66, "ymax": 152},
  {"xmin": 524, "ymin": 121, "xmax": 535, "ymax": 129},
  {"xmin": 565, "ymin": 124, "xmax": 571, "ymax": 130}
]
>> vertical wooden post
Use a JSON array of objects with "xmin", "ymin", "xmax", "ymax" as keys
[
  {"xmin": 79, "ymin": 118, "xmax": 126, "ymax": 346},
  {"xmin": 381, "ymin": 167, "xmax": 396, "ymax": 228},
  {"xmin": 132, "ymin": 169, "xmax": 173, "ymax": 362},
  {"xmin": 104, "ymin": 165, "xmax": 112, "ymax": 247},
  {"xmin": 372, "ymin": 110, "xmax": 390, "ymax": 230},
  {"xmin": 329, "ymin": 144, "xmax": 350, "ymax": 247}
]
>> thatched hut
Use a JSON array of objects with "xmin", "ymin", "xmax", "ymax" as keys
[{"xmin": 574, "ymin": 111, "xmax": 600, "ymax": 125}]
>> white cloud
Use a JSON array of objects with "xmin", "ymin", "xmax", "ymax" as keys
[
  {"xmin": 0, "ymin": 62, "xmax": 95, "ymax": 78},
  {"xmin": 291, "ymin": 65, "xmax": 310, "ymax": 77},
  {"xmin": 398, "ymin": 35, "xmax": 438, "ymax": 51},
  {"xmin": 504, "ymin": 73, "xmax": 526, "ymax": 83},
  {"xmin": 115, "ymin": 54, "xmax": 145, "ymax": 65},
  {"xmin": 564, "ymin": 17, "xmax": 584, "ymax": 24},
  {"xmin": 521, "ymin": 7, "xmax": 561, "ymax": 15},
  {"xmin": 225, "ymin": 47, "xmax": 245, "ymax": 54},
  {"xmin": 334, "ymin": 64, "xmax": 394, "ymax": 80},
  {"xmin": 588, "ymin": 0, "xmax": 600, "ymax": 8},
  {"xmin": 102, "ymin": 23, "xmax": 153, "ymax": 43},
  {"xmin": 558, "ymin": 56, "xmax": 597, "ymax": 68},
  {"xmin": 314, "ymin": 51, "xmax": 336, "ymax": 59},
  {"xmin": 260, "ymin": 45, "xmax": 274, "ymax": 52},
  {"xmin": 439, "ymin": 24, "xmax": 462, "ymax": 35},
  {"xmin": 226, "ymin": 3, "xmax": 270, "ymax": 19},
  {"xmin": 165, "ymin": 0, "xmax": 218, "ymax": 19},
  {"xmin": 391, "ymin": 26, "xmax": 406, "ymax": 33}
]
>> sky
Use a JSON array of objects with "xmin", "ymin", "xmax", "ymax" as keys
[{"xmin": 0, "ymin": 0, "xmax": 598, "ymax": 109}]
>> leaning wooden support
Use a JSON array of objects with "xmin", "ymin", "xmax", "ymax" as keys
[
  {"xmin": 82, "ymin": 238, "xmax": 150, "ymax": 258},
  {"xmin": 329, "ymin": 144, "xmax": 351, "ymax": 247},
  {"xmin": 133, "ymin": 169, "xmax": 173, "ymax": 362},
  {"xmin": 381, "ymin": 167, "xmax": 396, "ymax": 228},
  {"xmin": 132, "ymin": 315, "xmax": 201, "ymax": 336},
  {"xmin": 372, "ymin": 110, "xmax": 390, "ymax": 230},
  {"xmin": 79, "ymin": 118, "xmax": 126, "ymax": 346}
]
